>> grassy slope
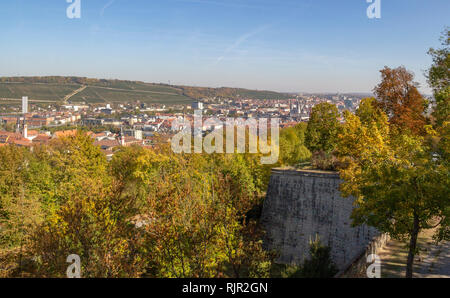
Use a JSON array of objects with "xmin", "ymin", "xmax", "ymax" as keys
[
  {"xmin": 0, "ymin": 77, "xmax": 292, "ymax": 104},
  {"xmin": 0, "ymin": 81, "xmax": 191, "ymax": 105},
  {"xmin": 70, "ymin": 86, "xmax": 192, "ymax": 104},
  {"xmin": 0, "ymin": 83, "xmax": 80, "ymax": 101}
]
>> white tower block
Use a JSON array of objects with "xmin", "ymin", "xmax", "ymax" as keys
[{"xmin": 22, "ymin": 96, "xmax": 28, "ymax": 114}]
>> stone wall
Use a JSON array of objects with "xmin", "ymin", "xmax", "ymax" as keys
[
  {"xmin": 260, "ymin": 168, "xmax": 379, "ymax": 270},
  {"xmin": 336, "ymin": 233, "xmax": 390, "ymax": 277}
]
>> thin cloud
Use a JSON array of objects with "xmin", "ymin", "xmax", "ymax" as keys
[
  {"xmin": 174, "ymin": 0, "xmax": 265, "ymax": 10},
  {"xmin": 100, "ymin": 0, "xmax": 116, "ymax": 17},
  {"xmin": 213, "ymin": 24, "xmax": 272, "ymax": 65}
]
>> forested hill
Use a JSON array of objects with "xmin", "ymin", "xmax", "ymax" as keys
[
  {"xmin": 0, "ymin": 76, "xmax": 292, "ymax": 104},
  {"xmin": 177, "ymin": 85, "xmax": 292, "ymax": 100}
]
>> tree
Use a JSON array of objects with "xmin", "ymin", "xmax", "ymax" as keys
[
  {"xmin": 0, "ymin": 145, "xmax": 44, "ymax": 276},
  {"xmin": 32, "ymin": 177, "xmax": 147, "ymax": 277},
  {"xmin": 427, "ymin": 28, "xmax": 450, "ymax": 242},
  {"xmin": 278, "ymin": 123, "xmax": 311, "ymax": 166},
  {"xmin": 356, "ymin": 97, "xmax": 390, "ymax": 134},
  {"xmin": 374, "ymin": 66, "xmax": 428, "ymax": 135},
  {"xmin": 109, "ymin": 146, "xmax": 272, "ymax": 278},
  {"xmin": 294, "ymin": 237, "xmax": 338, "ymax": 278},
  {"xmin": 427, "ymin": 28, "xmax": 450, "ymax": 99},
  {"xmin": 427, "ymin": 28, "xmax": 450, "ymax": 156},
  {"xmin": 30, "ymin": 134, "xmax": 146, "ymax": 277},
  {"xmin": 337, "ymin": 109, "xmax": 449, "ymax": 278},
  {"xmin": 305, "ymin": 102, "xmax": 340, "ymax": 153}
]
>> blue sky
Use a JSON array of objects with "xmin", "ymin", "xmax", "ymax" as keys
[{"xmin": 0, "ymin": 0, "xmax": 448, "ymax": 93}]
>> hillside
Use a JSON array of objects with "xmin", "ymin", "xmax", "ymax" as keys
[
  {"xmin": 0, "ymin": 76, "xmax": 292, "ymax": 105},
  {"xmin": 178, "ymin": 85, "xmax": 293, "ymax": 100}
]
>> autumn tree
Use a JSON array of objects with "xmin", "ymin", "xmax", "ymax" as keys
[
  {"xmin": 336, "ymin": 106, "xmax": 449, "ymax": 278},
  {"xmin": 33, "ymin": 178, "xmax": 147, "ymax": 277},
  {"xmin": 30, "ymin": 134, "xmax": 147, "ymax": 277},
  {"xmin": 0, "ymin": 145, "xmax": 45, "ymax": 276},
  {"xmin": 374, "ymin": 66, "xmax": 428, "ymax": 135},
  {"xmin": 109, "ymin": 145, "xmax": 272, "ymax": 278},
  {"xmin": 0, "ymin": 128, "xmax": 273, "ymax": 278}
]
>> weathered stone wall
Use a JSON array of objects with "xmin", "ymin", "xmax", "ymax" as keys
[
  {"xmin": 336, "ymin": 233, "xmax": 389, "ymax": 278},
  {"xmin": 260, "ymin": 168, "xmax": 379, "ymax": 270}
]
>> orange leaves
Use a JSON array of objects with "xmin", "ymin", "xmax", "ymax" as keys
[{"xmin": 374, "ymin": 66, "xmax": 428, "ymax": 135}]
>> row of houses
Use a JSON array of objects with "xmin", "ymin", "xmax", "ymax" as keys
[
  {"xmin": 0, "ymin": 128, "xmax": 147, "ymax": 160},
  {"xmin": 1, "ymin": 112, "xmax": 81, "ymax": 128}
]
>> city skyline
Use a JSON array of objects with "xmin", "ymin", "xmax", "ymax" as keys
[{"xmin": 1, "ymin": 0, "xmax": 448, "ymax": 94}]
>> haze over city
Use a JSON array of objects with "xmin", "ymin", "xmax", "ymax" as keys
[{"xmin": 1, "ymin": 0, "xmax": 448, "ymax": 93}]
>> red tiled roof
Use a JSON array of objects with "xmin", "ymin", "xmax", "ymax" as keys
[
  {"xmin": 32, "ymin": 134, "xmax": 52, "ymax": 144},
  {"xmin": 12, "ymin": 139, "xmax": 33, "ymax": 147},
  {"xmin": 27, "ymin": 130, "xmax": 39, "ymax": 136},
  {"xmin": 0, "ymin": 131, "xmax": 32, "ymax": 147},
  {"xmin": 94, "ymin": 139, "xmax": 120, "ymax": 149}
]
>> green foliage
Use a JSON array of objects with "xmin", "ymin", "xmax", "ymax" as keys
[
  {"xmin": 294, "ymin": 237, "xmax": 338, "ymax": 278},
  {"xmin": 425, "ymin": 28, "xmax": 450, "ymax": 244},
  {"xmin": 334, "ymin": 37, "xmax": 450, "ymax": 276},
  {"xmin": 0, "ymin": 133, "xmax": 274, "ymax": 278},
  {"xmin": 337, "ymin": 105, "xmax": 449, "ymax": 277},
  {"xmin": 432, "ymin": 87, "xmax": 450, "ymax": 128},
  {"xmin": 356, "ymin": 97, "xmax": 390, "ymax": 135},
  {"xmin": 305, "ymin": 102, "xmax": 341, "ymax": 154},
  {"xmin": 427, "ymin": 28, "xmax": 450, "ymax": 96},
  {"xmin": 109, "ymin": 146, "xmax": 273, "ymax": 278},
  {"xmin": 33, "ymin": 178, "xmax": 146, "ymax": 277},
  {"xmin": 0, "ymin": 146, "xmax": 44, "ymax": 250},
  {"xmin": 278, "ymin": 123, "xmax": 311, "ymax": 166}
]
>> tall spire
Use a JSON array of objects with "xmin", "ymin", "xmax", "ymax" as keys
[
  {"xmin": 22, "ymin": 117, "xmax": 28, "ymax": 139},
  {"xmin": 16, "ymin": 116, "xmax": 21, "ymax": 134},
  {"xmin": 119, "ymin": 126, "xmax": 125, "ymax": 146}
]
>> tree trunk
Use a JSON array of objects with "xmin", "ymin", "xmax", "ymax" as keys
[{"xmin": 406, "ymin": 214, "xmax": 420, "ymax": 278}]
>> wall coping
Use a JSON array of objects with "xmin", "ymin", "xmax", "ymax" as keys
[{"xmin": 271, "ymin": 167, "xmax": 341, "ymax": 179}]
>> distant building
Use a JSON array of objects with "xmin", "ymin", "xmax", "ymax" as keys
[
  {"xmin": 22, "ymin": 96, "xmax": 28, "ymax": 114},
  {"xmin": 100, "ymin": 108, "xmax": 114, "ymax": 115},
  {"xmin": 103, "ymin": 119, "xmax": 122, "ymax": 126},
  {"xmin": 192, "ymin": 101, "xmax": 204, "ymax": 110},
  {"xmin": 63, "ymin": 104, "xmax": 89, "ymax": 112},
  {"xmin": 344, "ymin": 99, "xmax": 353, "ymax": 109},
  {"xmin": 124, "ymin": 129, "xmax": 143, "ymax": 140},
  {"xmin": 84, "ymin": 118, "xmax": 105, "ymax": 126}
]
